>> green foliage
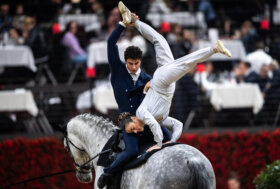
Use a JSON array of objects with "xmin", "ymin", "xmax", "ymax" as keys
[{"xmin": 254, "ymin": 160, "xmax": 280, "ymax": 189}]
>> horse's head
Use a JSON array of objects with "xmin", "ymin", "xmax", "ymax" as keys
[
  {"xmin": 64, "ymin": 133, "xmax": 93, "ymax": 183},
  {"xmin": 63, "ymin": 114, "xmax": 117, "ymax": 183},
  {"xmin": 64, "ymin": 118, "xmax": 94, "ymax": 183}
]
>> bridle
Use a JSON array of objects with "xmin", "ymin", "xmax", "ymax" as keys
[
  {"xmin": 64, "ymin": 135, "xmax": 93, "ymax": 173},
  {"xmin": 64, "ymin": 134, "xmax": 111, "ymax": 174}
]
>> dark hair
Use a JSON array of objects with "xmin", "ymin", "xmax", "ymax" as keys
[
  {"xmin": 255, "ymin": 41, "xmax": 264, "ymax": 50},
  {"xmin": 118, "ymin": 112, "xmax": 133, "ymax": 130},
  {"xmin": 124, "ymin": 46, "xmax": 143, "ymax": 61},
  {"xmin": 65, "ymin": 21, "xmax": 76, "ymax": 32},
  {"xmin": 228, "ymin": 171, "xmax": 239, "ymax": 181},
  {"xmin": 244, "ymin": 61, "xmax": 251, "ymax": 68}
]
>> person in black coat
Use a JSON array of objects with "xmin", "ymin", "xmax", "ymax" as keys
[
  {"xmin": 262, "ymin": 61, "xmax": 280, "ymax": 125},
  {"xmin": 239, "ymin": 61, "xmax": 260, "ymax": 83}
]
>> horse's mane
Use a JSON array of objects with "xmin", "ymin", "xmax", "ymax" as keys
[{"xmin": 72, "ymin": 113, "xmax": 118, "ymax": 134}]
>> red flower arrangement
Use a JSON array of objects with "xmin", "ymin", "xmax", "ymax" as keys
[{"xmin": 0, "ymin": 130, "xmax": 280, "ymax": 189}]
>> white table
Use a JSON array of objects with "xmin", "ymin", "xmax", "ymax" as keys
[
  {"xmin": 76, "ymin": 81, "xmax": 118, "ymax": 114},
  {"xmin": 87, "ymin": 41, "xmax": 127, "ymax": 68},
  {"xmin": 0, "ymin": 89, "xmax": 38, "ymax": 116},
  {"xmin": 146, "ymin": 12, "xmax": 206, "ymax": 29},
  {"xmin": 210, "ymin": 83, "xmax": 264, "ymax": 114},
  {"xmin": 59, "ymin": 14, "xmax": 101, "ymax": 32},
  {"xmin": 0, "ymin": 46, "xmax": 37, "ymax": 71},
  {"xmin": 198, "ymin": 40, "xmax": 246, "ymax": 61}
]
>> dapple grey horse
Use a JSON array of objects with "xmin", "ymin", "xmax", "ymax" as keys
[{"xmin": 64, "ymin": 113, "xmax": 216, "ymax": 189}]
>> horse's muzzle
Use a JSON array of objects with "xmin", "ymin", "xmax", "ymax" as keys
[{"xmin": 76, "ymin": 171, "xmax": 93, "ymax": 183}]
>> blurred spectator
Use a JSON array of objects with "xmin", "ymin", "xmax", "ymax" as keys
[
  {"xmin": 167, "ymin": 23, "xmax": 181, "ymax": 45},
  {"xmin": 261, "ymin": 60, "xmax": 280, "ymax": 126},
  {"xmin": 0, "ymin": 3, "xmax": 13, "ymax": 33},
  {"xmin": 221, "ymin": 18, "xmax": 235, "ymax": 39},
  {"xmin": 237, "ymin": 20, "xmax": 258, "ymax": 53},
  {"xmin": 7, "ymin": 27, "xmax": 23, "ymax": 46},
  {"xmin": 96, "ymin": 7, "xmax": 120, "ymax": 41},
  {"xmin": 239, "ymin": 61, "xmax": 260, "ymax": 83},
  {"xmin": 265, "ymin": 60, "xmax": 280, "ymax": 99},
  {"xmin": 12, "ymin": 4, "xmax": 26, "ymax": 32},
  {"xmin": 81, "ymin": 0, "xmax": 105, "ymax": 25},
  {"xmin": 148, "ymin": 0, "xmax": 171, "ymax": 14},
  {"xmin": 246, "ymin": 41, "xmax": 272, "ymax": 74},
  {"xmin": 258, "ymin": 65, "xmax": 271, "ymax": 92},
  {"xmin": 167, "ymin": 24, "xmax": 194, "ymax": 59},
  {"xmin": 175, "ymin": 68, "xmax": 199, "ymax": 125},
  {"xmin": 233, "ymin": 64, "xmax": 243, "ymax": 83},
  {"xmin": 23, "ymin": 17, "xmax": 48, "ymax": 58},
  {"xmin": 227, "ymin": 172, "xmax": 240, "ymax": 189},
  {"xmin": 61, "ymin": 21, "xmax": 87, "ymax": 64},
  {"xmin": 198, "ymin": 0, "xmax": 216, "ymax": 28}
]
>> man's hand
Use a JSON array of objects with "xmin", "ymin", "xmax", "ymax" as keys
[
  {"xmin": 144, "ymin": 81, "xmax": 150, "ymax": 93},
  {"xmin": 127, "ymin": 13, "xmax": 139, "ymax": 26},
  {"xmin": 146, "ymin": 144, "xmax": 161, "ymax": 152},
  {"xmin": 163, "ymin": 141, "xmax": 172, "ymax": 145}
]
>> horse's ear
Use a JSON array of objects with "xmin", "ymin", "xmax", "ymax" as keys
[{"xmin": 55, "ymin": 124, "xmax": 67, "ymax": 134}]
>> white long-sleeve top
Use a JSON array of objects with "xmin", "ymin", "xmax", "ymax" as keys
[{"xmin": 136, "ymin": 87, "xmax": 183, "ymax": 147}]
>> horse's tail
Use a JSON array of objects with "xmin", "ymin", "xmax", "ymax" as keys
[{"xmin": 187, "ymin": 157, "xmax": 214, "ymax": 189}]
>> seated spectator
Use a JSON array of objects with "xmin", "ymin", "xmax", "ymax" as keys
[
  {"xmin": 221, "ymin": 18, "xmax": 235, "ymax": 39},
  {"xmin": 167, "ymin": 24, "xmax": 194, "ymax": 59},
  {"xmin": 61, "ymin": 21, "xmax": 87, "ymax": 64},
  {"xmin": 258, "ymin": 65, "xmax": 271, "ymax": 92},
  {"xmin": 7, "ymin": 27, "xmax": 23, "ymax": 46},
  {"xmin": 239, "ymin": 61, "xmax": 260, "ymax": 83},
  {"xmin": 265, "ymin": 60, "xmax": 280, "ymax": 99},
  {"xmin": 12, "ymin": 4, "xmax": 26, "ymax": 33},
  {"xmin": 233, "ymin": 64, "xmax": 243, "ymax": 83},
  {"xmin": 238, "ymin": 21, "xmax": 258, "ymax": 54},
  {"xmin": 0, "ymin": 3, "xmax": 13, "ymax": 33},
  {"xmin": 246, "ymin": 41, "xmax": 272, "ymax": 74},
  {"xmin": 261, "ymin": 60, "xmax": 280, "ymax": 125},
  {"xmin": 23, "ymin": 17, "xmax": 48, "ymax": 58}
]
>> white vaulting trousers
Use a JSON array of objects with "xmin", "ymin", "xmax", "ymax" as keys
[{"xmin": 135, "ymin": 20, "xmax": 214, "ymax": 95}]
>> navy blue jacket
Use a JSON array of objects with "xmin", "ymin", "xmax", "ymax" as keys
[
  {"xmin": 266, "ymin": 69, "xmax": 280, "ymax": 99},
  {"xmin": 107, "ymin": 24, "xmax": 151, "ymax": 115},
  {"xmin": 244, "ymin": 71, "xmax": 260, "ymax": 83}
]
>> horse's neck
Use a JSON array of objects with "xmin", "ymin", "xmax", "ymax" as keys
[{"xmin": 82, "ymin": 126, "xmax": 113, "ymax": 165}]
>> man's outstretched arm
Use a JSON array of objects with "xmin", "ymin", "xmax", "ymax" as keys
[
  {"xmin": 161, "ymin": 117, "xmax": 183, "ymax": 142},
  {"xmin": 136, "ymin": 106, "xmax": 163, "ymax": 147},
  {"xmin": 107, "ymin": 22, "xmax": 126, "ymax": 72}
]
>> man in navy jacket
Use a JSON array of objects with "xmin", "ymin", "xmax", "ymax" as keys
[{"xmin": 97, "ymin": 11, "xmax": 171, "ymax": 189}]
